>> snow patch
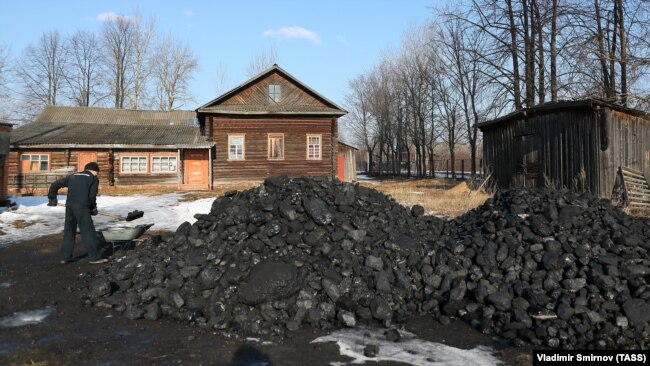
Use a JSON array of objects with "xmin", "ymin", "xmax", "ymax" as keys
[
  {"xmin": 0, "ymin": 194, "xmax": 214, "ymax": 246},
  {"xmin": 0, "ymin": 282, "xmax": 11, "ymax": 289},
  {"xmin": 312, "ymin": 327, "xmax": 501, "ymax": 366},
  {"xmin": 0, "ymin": 307, "xmax": 55, "ymax": 328}
]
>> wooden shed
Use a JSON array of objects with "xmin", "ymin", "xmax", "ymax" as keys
[
  {"xmin": 337, "ymin": 142, "xmax": 358, "ymax": 182},
  {"xmin": 0, "ymin": 122, "xmax": 12, "ymax": 202},
  {"xmin": 478, "ymin": 99, "xmax": 650, "ymax": 204}
]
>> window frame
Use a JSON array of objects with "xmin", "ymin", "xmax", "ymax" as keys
[
  {"xmin": 151, "ymin": 155, "xmax": 178, "ymax": 173},
  {"xmin": 20, "ymin": 153, "xmax": 50, "ymax": 172},
  {"xmin": 228, "ymin": 134, "xmax": 246, "ymax": 161},
  {"xmin": 268, "ymin": 84, "xmax": 281, "ymax": 103},
  {"xmin": 306, "ymin": 134, "xmax": 322, "ymax": 160},
  {"xmin": 120, "ymin": 155, "xmax": 149, "ymax": 174},
  {"xmin": 267, "ymin": 133, "xmax": 285, "ymax": 160}
]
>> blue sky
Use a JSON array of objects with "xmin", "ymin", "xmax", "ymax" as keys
[{"xmin": 0, "ymin": 1, "xmax": 438, "ymax": 109}]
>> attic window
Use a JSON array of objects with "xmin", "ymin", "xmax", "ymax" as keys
[{"xmin": 268, "ymin": 84, "xmax": 281, "ymax": 103}]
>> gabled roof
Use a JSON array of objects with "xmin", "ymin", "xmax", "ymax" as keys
[
  {"xmin": 36, "ymin": 106, "xmax": 198, "ymax": 125},
  {"xmin": 477, "ymin": 98, "xmax": 650, "ymax": 129},
  {"xmin": 11, "ymin": 106, "xmax": 211, "ymax": 149},
  {"xmin": 197, "ymin": 64, "xmax": 347, "ymax": 116}
]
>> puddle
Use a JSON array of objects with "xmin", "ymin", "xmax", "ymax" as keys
[
  {"xmin": 0, "ymin": 307, "xmax": 55, "ymax": 328},
  {"xmin": 312, "ymin": 327, "xmax": 502, "ymax": 366},
  {"xmin": 0, "ymin": 282, "xmax": 11, "ymax": 289},
  {"xmin": 0, "ymin": 342, "xmax": 27, "ymax": 356}
]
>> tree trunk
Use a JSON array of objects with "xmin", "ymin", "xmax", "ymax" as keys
[
  {"xmin": 550, "ymin": 0, "xmax": 558, "ymax": 101},
  {"xmin": 506, "ymin": 0, "xmax": 523, "ymax": 109},
  {"xmin": 616, "ymin": 0, "xmax": 627, "ymax": 105}
]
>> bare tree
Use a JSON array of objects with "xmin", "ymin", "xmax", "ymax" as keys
[
  {"xmin": 345, "ymin": 73, "xmax": 377, "ymax": 172},
  {"xmin": 214, "ymin": 60, "xmax": 230, "ymax": 95},
  {"xmin": 65, "ymin": 30, "xmax": 103, "ymax": 106},
  {"xmin": 15, "ymin": 30, "xmax": 67, "ymax": 108},
  {"xmin": 151, "ymin": 36, "xmax": 199, "ymax": 110},
  {"xmin": 246, "ymin": 46, "xmax": 279, "ymax": 77},
  {"xmin": 101, "ymin": 14, "xmax": 135, "ymax": 108},
  {"xmin": 129, "ymin": 13, "xmax": 156, "ymax": 109}
]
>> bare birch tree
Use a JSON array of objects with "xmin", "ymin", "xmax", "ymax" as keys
[
  {"xmin": 101, "ymin": 14, "xmax": 135, "ymax": 108},
  {"xmin": 246, "ymin": 47, "xmax": 279, "ymax": 77}
]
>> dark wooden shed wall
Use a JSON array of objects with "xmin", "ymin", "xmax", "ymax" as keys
[{"xmin": 481, "ymin": 105, "xmax": 650, "ymax": 198}]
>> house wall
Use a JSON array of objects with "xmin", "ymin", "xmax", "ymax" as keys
[
  {"xmin": 207, "ymin": 115, "xmax": 337, "ymax": 182},
  {"xmin": 0, "ymin": 123, "xmax": 12, "ymax": 201},
  {"xmin": 7, "ymin": 148, "xmax": 182, "ymax": 193}
]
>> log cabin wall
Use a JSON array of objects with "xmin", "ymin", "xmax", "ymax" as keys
[
  {"xmin": 7, "ymin": 148, "xmax": 181, "ymax": 193},
  {"xmin": 210, "ymin": 116, "xmax": 334, "ymax": 181}
]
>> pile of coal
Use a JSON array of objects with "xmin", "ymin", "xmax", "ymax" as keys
[
  {"xmin": 436, "ymin": 188, "xmax": 650, "ymax": 349},
  {"xmin": 83, "ymin": 176, "xmax": 445, "ymax": 337}
]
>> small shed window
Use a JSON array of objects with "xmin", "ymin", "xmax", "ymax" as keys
[
  {"xmin": 20, "ymin": 154, "xmax": 49, "ymax": 172},
  {"xmin": 307, "ymin": 135, "xmax": 322, "ymax": 160},
  {"xmin": 268, "ymin": 84, "xmax": 281, "ymax": 103},
  {"xmin": 152, "ymin": 156, "xmax": 177, "ymax": 172},
  {"xmin": 229, "ymin": 135, "xmax": 245, "ymax": 160},
  {"xmin": 121, "ymin": 156, "xmax": 148, "ymax": 173},
  {"xmin": 268, "ymin": 134, "xmax": 284, "ymax": 160}
]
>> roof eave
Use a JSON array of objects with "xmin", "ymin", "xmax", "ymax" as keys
[
  {"xmin": 10, "ymin": 143, "xmax": 214, "ymax": 149},
  {"xmin": 196, "ymin": 109, "xmax": 346, "ymax": 116}
]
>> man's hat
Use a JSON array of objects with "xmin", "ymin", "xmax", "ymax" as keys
[{"xmin": 84, "ymin": 162, "xmax": 100, "ymax": 172}]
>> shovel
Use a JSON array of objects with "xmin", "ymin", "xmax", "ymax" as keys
[{"xmin": 57, "ymin": 203, "xmax": 144, "ymax": 222}]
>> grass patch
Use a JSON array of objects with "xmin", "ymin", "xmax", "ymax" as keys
[
  {"xmin": 11, "ymin": 220, "xmax": 41, "ymax": 229},
  {"xmin": 360, "ymin": 178, "xmax": 491, "ymax": 217}
]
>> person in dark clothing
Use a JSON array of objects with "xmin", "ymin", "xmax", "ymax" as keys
[{"xmin": 47, "ymin": 162, "xmax": 107, "ymax": 264}]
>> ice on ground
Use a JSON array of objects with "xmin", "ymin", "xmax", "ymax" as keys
[
  {"xmin": 312, "ymin": 327, "xmax": 501, "ymax": 366},
  {"xmin": 0, "ymin": 194, "xmax": 214, "ymax": 246},
  {"xmin": 0, "ymin": 307, "xmax": 55, "ymax": 328}
]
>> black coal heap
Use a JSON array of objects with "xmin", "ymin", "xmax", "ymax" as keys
[{"xmin": 83, "ymin": 177, "xmax": 650, "ymax": 349}]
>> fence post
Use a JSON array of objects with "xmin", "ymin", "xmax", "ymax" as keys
[
  {"xmin": 446, "ymin": 160, "xmax": 449, "ymax": 178},
  {"xmin": 461, "ymin": 160, "xmax": 465, "ymax": 179}
]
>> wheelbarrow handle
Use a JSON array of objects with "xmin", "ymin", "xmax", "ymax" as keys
[{"xmin": 57, "ymin": 203, "xmax": 124, "ymax": 220}]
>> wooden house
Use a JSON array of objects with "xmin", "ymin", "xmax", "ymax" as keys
[
  {"xmin": 8, "ymin": 107, "xmax": 213, "ymax": 193},
  {"xmin": 196, "ymin": 64, "xmax": 347, "ymax": 183},
  {"xmin": 478, "ymin": 99, "xmax": 650, "ymax": 203},
  {"xmin": 0, "ymin": 122, "xmax": 12, "ymax": 201}
]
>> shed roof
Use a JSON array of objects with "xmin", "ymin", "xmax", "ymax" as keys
[
  {"xmin": 35, "ymin": 106, "xmax": 198, "ymax": 125},
  {"xmin": 11, "ymin": 121, "xmax": 213, "ymax": 149},
  {"xmin": 197, "ymin": 64, "xmax": 347, "ymax": 116},
  {"xmin": 477, "ymin": 98, "xmax": 650, "ymax": 129}
]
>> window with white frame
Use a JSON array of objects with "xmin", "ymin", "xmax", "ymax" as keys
[
  {"xmin": 307, "ymin": 135, "xmax": 322, "ymax": 160},
  {"xmin": 20, "ymin": 154, "xmax": 49, "ymax": 171},
  {"xmin": 228, "ymin": 135, "xmax": 245, "ymax": 160},
  {"xmin": 268, "ymin": 84, "xmax": 281, "ymax": 103},
  {"xmin": 151, "ymin": 156, "xmax": 177, "ymax": 172},
  {"xmin": 121, "ymin": 156, "xmax": 147, "ymax": 173},
  {"xmin": 268, "ymin": 134, "xmax": 284, "ymax": 160}
]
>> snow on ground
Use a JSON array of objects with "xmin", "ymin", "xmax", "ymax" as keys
[
  {"xmin": 312, "ymin": 327, "xmax": 501, "ymax": 366},
  {"xmin": 0, "ymin": 194, "xmax": 215, "ymax": 246},
  {"xmin": 0, "ymin": 307, "xmax": 56, "ymax": 328}
]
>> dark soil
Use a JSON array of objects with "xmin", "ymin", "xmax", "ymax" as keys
[{"xmin": 0, "ymin": 233, "xmax": 530, "ymax": 365}]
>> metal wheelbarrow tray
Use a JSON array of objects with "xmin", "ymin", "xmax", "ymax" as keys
[{"xmin": 99, "ymin": 224, "xmax": 154, "ymax": 252}]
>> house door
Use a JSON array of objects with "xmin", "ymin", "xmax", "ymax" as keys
[
  {"xmin": 183, "ymin": 150, "xmax": 209, "ymax": 185},
  {"xmin": 78, "ymin": 152, "xmax": 98, "ymax": 172},
  {"xmin": 515, "ymin": 134, "xmax": 540, "ymax": 187},
  {"xmin": 337, "ymin": 154, "xmax": 346, "ymax": 181}
]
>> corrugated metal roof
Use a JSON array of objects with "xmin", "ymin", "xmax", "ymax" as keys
[
  {"xmin": 35, "ymin": 106, "xmax": 198, "ymax": 125},
  {"xmin": 11, "ymin": 122, "xmax": 213, "ymax": 148}
]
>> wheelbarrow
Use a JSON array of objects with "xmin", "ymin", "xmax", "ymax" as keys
[{"xmin": 97, "ymin": 223, "xmax": 154, "ymax": 254}]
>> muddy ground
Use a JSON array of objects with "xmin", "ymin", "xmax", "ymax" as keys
[{"xmin": 0, "ymin": 233, "xmax": 532, "ymax": 366}]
